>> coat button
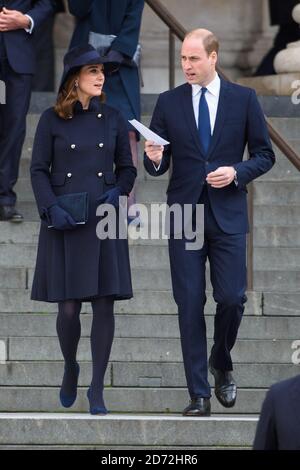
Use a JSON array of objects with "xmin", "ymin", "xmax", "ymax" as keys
[
  {"xmin": 67, "ymin": 173, "xmax": 72, "ymax": 178},
  {"xmin": 97, "ymin": 172, "xmax": 103, "ymax": 177},
  {"xmin": 97, "ymin": 114, "xmax": 102, "ymax": 118},
  {"xmin": 71, "ymin": 144, "xmax": 76, "ymax": 149},
  {"xmin": 98, "ymin": 143, "xmax": 104, "ymax": 148}
]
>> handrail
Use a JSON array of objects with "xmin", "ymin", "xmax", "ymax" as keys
[{"xmin": 145, "ymin": 0, "xmax": 300, "ymax": 172}]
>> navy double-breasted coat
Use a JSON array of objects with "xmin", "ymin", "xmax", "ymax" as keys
[{"xmin": 30, "ymin": 97, "xmax": 137, "ymax": 302}]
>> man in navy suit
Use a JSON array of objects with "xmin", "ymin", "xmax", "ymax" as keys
[
  {"xmin": 0, "ymin": 0, "xmax": 54, "ymax": 222},
  {"xmin": 144, "ymin": 29, "xmax": 275, "ymax": 416},
  {"xmin": 253, "ymin": 374, "xmax": 300, "ymax": 449}
]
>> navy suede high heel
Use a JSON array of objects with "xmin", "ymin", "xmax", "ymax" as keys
[
  {"xmin": 59, "ymin": 362, "xmax": 80, "ymax": 408},
  {"xmin": 87, "ymin": 388, "xmax": 108, "ymax": 415}
]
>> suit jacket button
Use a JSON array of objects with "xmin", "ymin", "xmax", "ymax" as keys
[
  {"xmin": 98, "ymin": 143, "xmax": 104, "ymax": 148},
  {"xmin": 67, "ymin": 173, "xmax": 72, "ymax": 178},
  {"xmin": 97, "ymin": 114, "xmax": 102, "ymax": 118},
  {"xmin": 71, "ymin": 144, "xmax": 76, "ymax": 149},
  {"xmin": 97, "ymin": 172, "xmax": 103, "ymax": 177}
]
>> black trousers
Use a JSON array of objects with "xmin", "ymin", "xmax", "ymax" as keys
[
  {"xmin": 0, "ymin": 54, "xmax": 32, "ymax": 205},
  {"xmin": 168, "ymin": 188, "xmax": 247, "ymax": 398}
]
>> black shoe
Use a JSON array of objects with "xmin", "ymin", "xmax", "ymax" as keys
[
  {"xmin": 0, "ymin": 205, "xmax": 24, "ymax": 223},
  {"xmin": 209, "ymin": 357, "xmax": 237, "ymax": 408},
  {"xmin": 59, "ymin": 362, "xmax": 80, "ymax": 408},
  {"xmin": 182, "ymin": 397, "xmax": 211, "ymax": 416}
]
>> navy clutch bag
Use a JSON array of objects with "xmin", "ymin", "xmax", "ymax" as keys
[{"xmin": 48, "ymin": 192, "xmax": 89, "ymax": 228}]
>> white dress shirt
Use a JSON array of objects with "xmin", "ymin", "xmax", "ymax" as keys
[
  {"xmin": 192, "ymin": 72, "xmax": 221, "ymax": 133},
  {"xmin": 153, "ymin": 73, "xmax": 221, "ymax": 171}
]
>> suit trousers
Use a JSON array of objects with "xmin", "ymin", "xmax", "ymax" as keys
[
  {"xmin": 168, "ymin": 186, "xmax": 247, "ymax": 398},
  {"xmin": 0, "ymin": 57, "xmax": 32, "ymax": 205}
]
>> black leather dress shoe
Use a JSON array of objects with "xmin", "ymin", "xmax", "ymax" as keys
[
  {"xmin": 209, "ymin": 358, "xmax": 237, "ymax": 408},
  {"xmin": 182, "ymin": 397, "xmax": 211, "ymax": 416},
  {"xmin": 0, "ymin": 205, "xmax": 24, "ymax": 223}
]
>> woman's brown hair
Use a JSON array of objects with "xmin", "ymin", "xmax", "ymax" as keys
[{"xmin": 54, "ymin": 71, "xmax": 105, "ymax": 120}]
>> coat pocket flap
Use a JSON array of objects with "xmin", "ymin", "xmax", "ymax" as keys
[
  {"xmin": 104, "ymin": 172, "xmax": 116, "ymax": 184},
  {"xmin": 50, "ymin": 173, "xmax": 66, "ymax": 186}
]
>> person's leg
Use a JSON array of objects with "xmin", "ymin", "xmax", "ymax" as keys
[
  {"xmin": 168, "ymin": 235, "xmax": 210, "ymax": 399},
  {"xmin": 208, "ymin": 229, "xmax": 247, "ymax": 371},
  {"xmin": 56, "ymin": 300, "xmax": 82, "ymax": 402},
  {"xmin": 0, "ymin": 59, "xmax": 32, "ymax": 206},
  {"xmin": 88, "ymin": 296, "xmax": 115, "ymax": 412}
]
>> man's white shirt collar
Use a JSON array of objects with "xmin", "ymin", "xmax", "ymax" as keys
[{"xmin": 192, "ymin": 73, "xmax": 221, "ymax": 97}]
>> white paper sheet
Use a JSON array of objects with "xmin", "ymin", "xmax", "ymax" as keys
[{"xmin": 129, "ymin": 119, "xmax": 170, "ymax": 145}]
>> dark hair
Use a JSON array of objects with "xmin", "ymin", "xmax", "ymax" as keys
[{"xmin": 54, "ymin": 71, "xmax": 105, "ymax": 120}]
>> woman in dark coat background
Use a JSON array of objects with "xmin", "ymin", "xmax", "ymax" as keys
[
  {"xmin": 68, "ymin": 0, "xmax": 144, "ymax": 219},
  {"xmin": 30, "ymin": 44, "xmax": 137, "ymax": 415}
]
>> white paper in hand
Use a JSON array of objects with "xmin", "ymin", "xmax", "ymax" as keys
[{"xmin": 129, "ymin": 119, "xmax": 170, "ymax": 146}]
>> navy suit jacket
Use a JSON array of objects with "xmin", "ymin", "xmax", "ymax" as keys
[
  {"xmin": 0, "ymin": 0, "xmax": 54, "ymax": 74},
  {"xmin": 253, "ymin": 374, "xmax": 300, "ymax": 450},
  {"xmin": 144, "ymin": 79, "xmax": 275, "ymax": 234}
]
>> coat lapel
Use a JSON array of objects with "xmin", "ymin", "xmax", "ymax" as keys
[
  {"xmin": 206, "ymin": 78, "xmax": 230, "ymax": 159},
  {"xmin": 181, "ymin": 83, "xmax": 206, "ymax": 159}
]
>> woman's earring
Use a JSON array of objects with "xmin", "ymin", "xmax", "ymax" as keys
[{"xmin": 75, "ymin": 80, "xmax": 79, "ymax": 88}]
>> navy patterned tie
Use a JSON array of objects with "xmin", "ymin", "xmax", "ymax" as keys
[{"xmin": 198, "ymin": 87, "xmax": 211, "ymax": 155}]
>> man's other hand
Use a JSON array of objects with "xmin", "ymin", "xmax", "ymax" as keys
[
  {"xmin": 0, "ymin": 8, "xmax": 31, "ymax": 32},
  {"xmin": 206, "ymin": 166, "xmax": 235, "ymax": 188}
]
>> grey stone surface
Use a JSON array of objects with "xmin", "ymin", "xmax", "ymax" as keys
[
  {"xmin": 1, "ymin": 313, "xmax": 299, "ymax": 340},
  {"xmin": 0, "ymin": 387, "xmax": 266, "ymax": 414},
  {"xmin": 0, "ymin": 414, "xmax": 258, "ymax": 446},
  {"xmin": 0, "ymin": 361, "xmax": 298, "ymax": 389},
  {"xmin": 7, "ymin": 337, "xmax": 297, "ymax": 363}
]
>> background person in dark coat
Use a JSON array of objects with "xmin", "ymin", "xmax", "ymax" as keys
[
  {"xmin": 30, "ymin": 45, "xmax": 137, "ymax": 415},
  {"xmin": 32, "ymin": 0, "xmax": 66, "ymax": 91},
  {"xmin": 253, "ymin": 374, "xmax": 300, "ymax": 450},
  {"xmin": 0, "ymin": 0, "xmax": 54, "ymax": 222},
  {"xmin": 68, "ymin": 0, "xmax": 144, "ymax": 221},
  {"xmin": 254, "ymin": 0, "xmax": 300, "ymax": 76}
]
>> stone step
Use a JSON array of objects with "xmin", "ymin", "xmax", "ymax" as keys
[
  {"xmin": 254, "ymin": 181, "xmax": 300, "ymax": 205},
  {"xmin": 254, "ymin": 204, "xmax": 300, "ymax": 225},
  {"xmin": 13, "ymin": 200, "xmax": 300, "ymax": 229},
  {"xmin": 4, "ymin": 337, "xmax": 297, "ymax": 363},
  {"xmin": 0, "ymin": 387, "xmax": 267, "ymax": 415},
  {"xmin": 1, "ymin": 242, "xmax": 299, "ymax": 272},
  {"xmin": 0, "ymin": 361, "xmax": 298, "ymax": 389},
  {"xmin": 2, "ymin": 313, "xmax": 300, "ymax": 340},
  {"xmin": 0, "ymin": 289, "xmax": 262, "ymax": 315},
  {"xmin": 260, "ymin": 141, "xmax": 300, "ymax": 182},
  {"xmin": 0, "ymin": 413, "xmax": 258, "ymax": 447},
  {"xmin": 269, "ymin": 117, "xmax": 300, "ymax": 140},
  {"xmin": 2, "ymin": 220, "xmax": 300, "ymax": 247}
]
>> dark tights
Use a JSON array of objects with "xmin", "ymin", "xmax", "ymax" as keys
[{"xmin": 57, "ymin": 297, "xmax": 115, "ymax": 409}]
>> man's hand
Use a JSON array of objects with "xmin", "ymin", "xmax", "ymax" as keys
[
  {"xmin": 206, "ymin": 166, "xmax": 236, "ymax": 188},
  {"xmin": 0, "ymin": 8, "xmax": 31, "ymax": 32},
  {"xmin": 145, "ymin": 140, "xmax": 164, "ymax": 166}
]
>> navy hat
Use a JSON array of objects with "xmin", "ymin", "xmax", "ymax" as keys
[{"xmin": 59, "ymin": 44, "xmax": 111, "ymax": 92}]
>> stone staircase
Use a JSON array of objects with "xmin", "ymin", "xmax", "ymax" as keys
[{"xmin": 0, "ymin": 95, "xmax": 299, "ymax": 449}]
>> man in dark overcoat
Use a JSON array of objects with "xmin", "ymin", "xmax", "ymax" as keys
[{"xmin": 0, "ymin": 0, "xmax": 54, "ymax": 221}]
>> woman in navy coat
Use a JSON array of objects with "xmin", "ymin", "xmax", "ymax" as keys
[
  {"xmin": 30, "ymin": 45, "xmax": 137, "ymax": 415},
  {"xmin": 68, "ymin": 0, "xmax": 144, "ymax": 219}
]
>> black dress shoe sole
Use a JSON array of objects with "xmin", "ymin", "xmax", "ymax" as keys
[{"xmin": 182, "ymin": 410, "xmax": 211, "ymax": 417}]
